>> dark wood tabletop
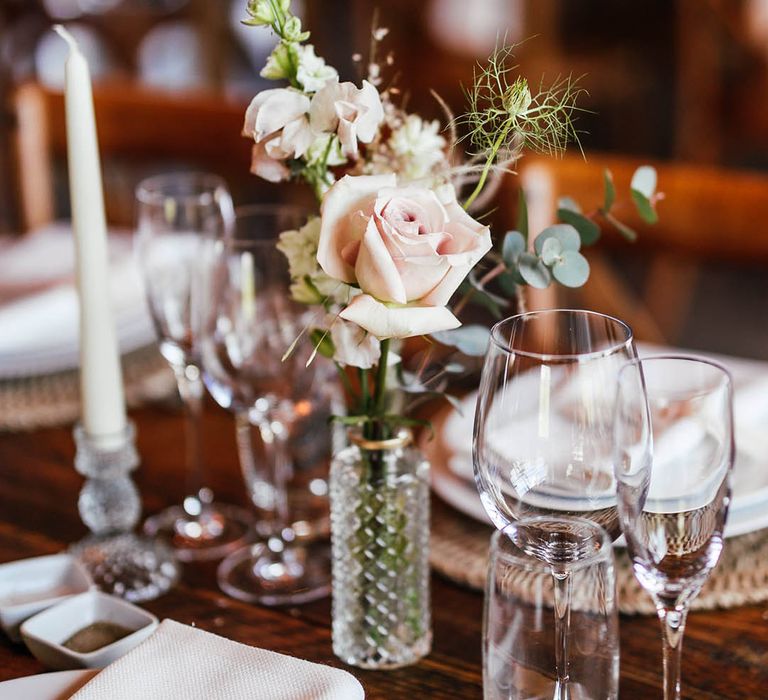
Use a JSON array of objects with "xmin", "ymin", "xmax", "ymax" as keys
[{"xmin": 0, "ymin": 398, "xmax": 766, "ymax": 699}]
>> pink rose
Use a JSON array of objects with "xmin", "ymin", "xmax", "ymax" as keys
[{"xmin": 317, "ymin": 174, "xmax": 492, "ymax": 338}]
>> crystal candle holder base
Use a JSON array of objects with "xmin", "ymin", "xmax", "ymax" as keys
[{"xmin": 70, "ymin": 422, "xmax": 179, "ymax": 601}]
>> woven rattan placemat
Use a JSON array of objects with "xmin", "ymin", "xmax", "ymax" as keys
[
  {"xmin": 0, "ymin": 345, "xmax": 176, "ymax": 431},
  {"xmin": 430, "ymin": 497, "xmax": 768, "ymax": 615}
]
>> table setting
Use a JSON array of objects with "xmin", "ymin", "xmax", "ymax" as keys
[{"xmin": 0, "ymin": 3, "xmax": 767, "ymax": 699}]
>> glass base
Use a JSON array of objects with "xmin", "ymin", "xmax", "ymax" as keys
[
  {"xmin": 217, "ymin": 540, "xmax": 331, "ymax": 606},
  {"xmin": 335, "ymin": 633, "xmax": 432, "ymax": 670},
  {"xmin": 143, "ymin": 503, "xmax": 252, "ymax": 562},
  {"xmin": 70, "ymin": 532, "xmax": 179, "ymax": 602}
]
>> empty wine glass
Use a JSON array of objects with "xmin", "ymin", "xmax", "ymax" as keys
[
  {"xmin": 136, "ymin": 172, "xmax": 251, "ymax": 562},
  {"xmin": 473, "ymin": 309, "xmax": 638, "ymax": 699},
  {"xmin": 614, "ymin": 356, "xmax": 734, "ymax": 700},
  {"xmin": 199, "ymin": 204, "xmax": 331, "ymax": 606},
  {"xmin": 484, "ymin": 518, "xmax": 619, "ymax": 700}
]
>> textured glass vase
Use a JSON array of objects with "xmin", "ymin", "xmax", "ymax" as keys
[{"xmin": 329, "ymin": 430, "xmax": 432, "ymax": 669}]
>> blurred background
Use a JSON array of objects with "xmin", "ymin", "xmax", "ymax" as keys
[{"xmin": 0, "ymin": 0, "xmax": 766, "ymax": 358}]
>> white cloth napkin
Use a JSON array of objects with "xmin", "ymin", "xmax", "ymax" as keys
[{"xmin": 71, "ymin": 619, "xmax": 365, "ymax": 700}]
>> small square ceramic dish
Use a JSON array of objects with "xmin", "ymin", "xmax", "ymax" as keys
[
  {"xmin": 20, "ymin": 590, "xmax": 158, "ymax": 670},
  {"xmin": 0, "ymin": 553, "xmax": 93, "ymax": 642}
]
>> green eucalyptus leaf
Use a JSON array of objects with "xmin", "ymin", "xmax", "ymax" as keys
[
  {"xmin": 605, "ymin": 212, "xmax": 638, "ymax": 242},
  {"xmin": 557, "ymin": 196, "xmax": 582, "ymax": 214},
  {"xmin": 552, "ymin": 250, "xmax": 590, "ymax": 287},
  {"xmin": 557, "ymin": 208, "xmax": 601, "ymax": 246},
  {"xmin": 603, "ymin": 168, "xmax": 616, "ymax": 211},
  {"xmin": 518, "ymin": 252, "xmax": 552, "ymax": 289},
  {"xmin": 534, "ymin": 224, "xmax": 581, "ymax": 255},
  {"xmin": 540, "ymin": 237, "xmax": 563, "ymax": 266},
  {"xmin": 631, "ymin": 189, "xmax": 658, "ymax": 224},
  {"xmin": 630, "ymin": 165, "xmax": 657, "ymax": 198},
  {"xmin": 432, "ymin": 325, "xmax": 491, "ymax": 356},
  {"xmin": 516, "ymin": 189, "xmax": 529, "ymax": 243},
  {"xmin": 502, "ymin": 230, "xmax": 526, "ymax": 266}
]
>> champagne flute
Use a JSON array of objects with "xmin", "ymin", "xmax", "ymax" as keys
[
  {"xmin": 199, "ymin": 204, "xmax": 331, "ymax": 605},
  {"xmin": 473, "ymin": 309, "xmax": 638, "ymax": 699},
  {"xmin": 614, "ymin": 356, "xmax": 734, "ymax": 700},
  {"xmin": 135, "ymin": 172, "xmax": 251, "ymax": 561}
]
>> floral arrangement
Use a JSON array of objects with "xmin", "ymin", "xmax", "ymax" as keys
[{"xmin": 241, "ymin": 0, "xmax": 661, "ymax": 438}]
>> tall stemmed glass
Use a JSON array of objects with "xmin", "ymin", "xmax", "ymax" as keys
[
  {"xmin": 615, "ymin": 356, "xmax": 734, "ymax": 700},
  {"xmin": 199, "ymin": 204, "xmax": 331, "ymax": 606},
  {"xmin": 473, "ymin": 309, "xmax": 638, "ymax": 699},
  {"xmin": 135, "ymin": 173, "xmax": 251, "ymax": 561}
]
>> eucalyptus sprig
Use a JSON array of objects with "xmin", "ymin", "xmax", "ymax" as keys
[{"xmin": 458, "ymin": 44, "xmax": 586, "ymax": 210}]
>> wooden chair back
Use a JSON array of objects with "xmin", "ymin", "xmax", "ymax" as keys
[
  {"xmin": 11, "ymin": 82, "xmax": 259, "ymax": 231},
  {"xmin": 506, "ymin": 154, "xmax": 768, "ymax": 344}
]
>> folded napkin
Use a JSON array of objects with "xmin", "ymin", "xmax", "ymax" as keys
[{"xmin": 71, "ymin": 619, "xmax": 365, "ymax": 700}]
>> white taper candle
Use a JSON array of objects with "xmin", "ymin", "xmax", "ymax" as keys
[{"xmin": 55, "ymin": 25, "xmax": 127, "ymax": 442}]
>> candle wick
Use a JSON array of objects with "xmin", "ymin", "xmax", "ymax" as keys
[{"xmin": 53, "ymin": 24, "xmax": 80, "ymax": 53}]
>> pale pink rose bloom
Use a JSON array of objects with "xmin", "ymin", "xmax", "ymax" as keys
[
  {"xmin": 243, "ymin": 88, "xmax": 313, "ymax": 159},
  {"xmin": 317, "ymin": 174, "xmax": 491, "ymax": 338},
  {"xmin": 310, "ymin": 80, "xmax": 384, "ymax": 157}
]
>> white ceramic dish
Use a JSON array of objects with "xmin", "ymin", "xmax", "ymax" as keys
[
  {"xmin": 21, "ymin": 590, "xmax": 158, "ymax": 670},
  {"xmin": 0, "ymin": 670, "xmax": 98, "ymax": 700},
  {"xmin": 0, "ymin": 554, "xmax": 93, "ymax": 642}
]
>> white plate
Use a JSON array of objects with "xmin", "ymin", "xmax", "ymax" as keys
[
  {"xmin": 0, "ymin": 670, "xmax": 97, "ymax": 699},
  {"xmin": 427, "ymin": 345, "xmax": 768, "ymax": 540}
]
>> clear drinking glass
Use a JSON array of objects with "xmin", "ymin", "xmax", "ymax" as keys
[
  {"xmin": 484, "ymin": 518, "xmax": 619, "ymax": 700},
  {"xmin": 614, "ymin": 356, "xmax": 735, "ymax": 700},
  {"xmin": 135, "ymin": 172, "xmax": 251, "ymax": 562},
  {"xmin": 199, "ymin": 204, "xmax": 332, "ymax": 606},
  {"xmin": 473, "ymin": 309, "xmax": 638, "ymax": 699}
]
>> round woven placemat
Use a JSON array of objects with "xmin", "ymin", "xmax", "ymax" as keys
[
  {"xmin": 0, "ymin": 345, "xmax": 176, "ymax": 431},
  {"xmin": 430, "ymin": 497, "xmax": 768, "ymax": 615}
]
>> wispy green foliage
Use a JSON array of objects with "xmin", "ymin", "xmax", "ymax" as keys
[{"xmin": 458, "ymin": 43, "xmax": 586, "ymax": 209}]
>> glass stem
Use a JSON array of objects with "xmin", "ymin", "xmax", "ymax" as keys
[
  {"xmin": 657, "ymin": 604, "xmax": 688, "ymax": 700},
  {"xmin": 552, "ymin": 567, "xmax": 572, "ymax": 700},
  {"xmin": 173, "ymin": 362, "xmax": 207, "ymax": 514},
  {"xmin": 257, "ymin": 417, "xmax": 292, "ymax": 533}
]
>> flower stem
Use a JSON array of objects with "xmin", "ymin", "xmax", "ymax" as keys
[
  {"xmin": 374, "ymin": 339, "xmax": 390, "ymax": 414},
  {"xmin": 463, "ymin": 123, "xmax": 511, "ymax": 211}
]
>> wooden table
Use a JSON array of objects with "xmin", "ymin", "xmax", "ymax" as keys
[{"xmin": 1, "ymin": 400, "xmax": 766, "ymax": 699}]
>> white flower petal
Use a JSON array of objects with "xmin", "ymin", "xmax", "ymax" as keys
[{"xmin": 339, "ymin": 294, "xmax": 461, "ymax": 339}]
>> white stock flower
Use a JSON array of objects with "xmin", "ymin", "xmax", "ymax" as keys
[
  {"xmin": 310, "ymin": 79, "xmax": 384, "ymax": 157},
  {"xmin": 330, "ymin": 317, "xmax": 381, "ymax": 369},
  {"xmin": 260, "ymin": 42, "xmax": 295, "ymax": 81},
  {"xmin": 277, "ymin": 217, "xmax": 351, "ymax": 304},
  {"xmin": 388, "ymin": 115, "xmax": 447, "ymax": 181},
  {"xmin": 296, "ymin": 44, "xmax": 338, "ymax": 92}
]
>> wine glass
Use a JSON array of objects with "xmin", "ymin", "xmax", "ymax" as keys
[
  {"xmin": 614, "ymin": 356, "xmax": 734, "ymax": 700},
  {"xmin": 473, "ymin": 309, "xmax": 638, "ymax": 699},
  {"xmin": 199, "ymin": 204, "xmax": 331, "ymax": 606},
  {"xmin": 135, "ymin": 172, "xmax": 251, "ymax": 561}
]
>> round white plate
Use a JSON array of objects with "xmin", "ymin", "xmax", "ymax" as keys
[
  {"xmin": 426, "ymin": 342, "xmax": 768, "ymax": 541},
  {"xmin": 0, "ymin": 670, "xmax": 98, "ymax": 700}
]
